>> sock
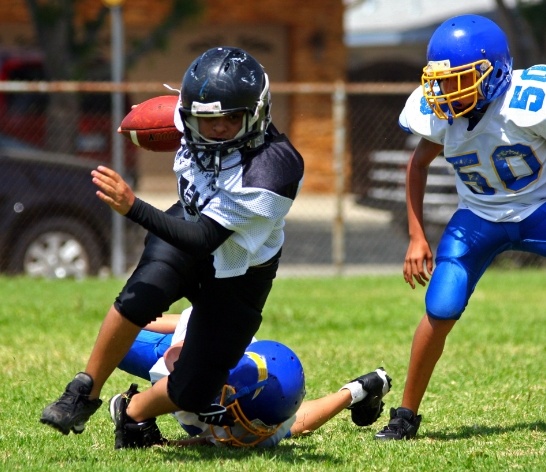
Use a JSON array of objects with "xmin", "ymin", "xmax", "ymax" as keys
[{"xmin": 339, "ymin": 381, "xmax": 367, "ymax": 407}]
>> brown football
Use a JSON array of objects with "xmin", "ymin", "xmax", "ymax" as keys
[{"xmin": 119, "ymin": 95, "xmax": 183, "ymax": 152}]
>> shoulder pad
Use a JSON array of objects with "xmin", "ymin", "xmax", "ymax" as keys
[
  {"xmin": 399, "ymin": 86, "xmax": 447, "ymax": 144},
  {"xmin": 502, "ymin": 67, "xmax": 546, "ymax": 129}
]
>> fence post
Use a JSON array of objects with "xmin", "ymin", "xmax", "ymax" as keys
[
  {"xmin": 109, "ymin": 2, "xmax": 127, "ymax": 276},
  {"xmin": 332, "ymin": 81, "xmax": 346, "ymax": 275}
]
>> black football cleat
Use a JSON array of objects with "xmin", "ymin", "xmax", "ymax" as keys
[
  {"xmin": 374, "ymin": 407, "xmax": 422, "ymax": 440},
  {"xmin": 40, "ymin": 372, "xmax": 102, "ymax": 435}
]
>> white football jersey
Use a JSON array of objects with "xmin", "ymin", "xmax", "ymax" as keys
[
  {"xmin": 173, "ymin": 133, "xmax": 303, "ymax": 277},
  {"xmin": 400, "ymin": 65, "xmax": 546, "ymax": 222}
]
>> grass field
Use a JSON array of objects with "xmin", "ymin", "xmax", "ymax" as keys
[{"xmin": 0, "ymin": 270, "xmax": 544, "ymax": 471}]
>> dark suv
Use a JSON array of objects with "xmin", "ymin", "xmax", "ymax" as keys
[{"xmin": 0, "ymin": 134, "xmax": 142, "ymax": 278}]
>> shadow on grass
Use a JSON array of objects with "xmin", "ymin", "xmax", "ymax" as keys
[
  {"xmin": 155, "ymin": 441, "xmax": 340, "ymax": 464},
  {"xmin": 426, "ymin": 421, "xmax": 546, "ymax": 440}
]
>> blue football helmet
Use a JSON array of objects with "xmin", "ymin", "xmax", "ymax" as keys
[
  {"xmin": 211, "ymin": 340, "xmax": 306, "ymax": 447},
  {"xmin": 421, "ymin": 14, "xmax": 513, "ymax": 121}
]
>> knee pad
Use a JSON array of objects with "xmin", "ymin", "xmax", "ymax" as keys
[
  {"xmin": 115, "ymin": 239, "xmax": 202, "ymax": 327},
  {"xmin": 425, "ymin": 260, "xmax": 470, "ymax": 320},
  {"xmin": 114, "ymin": 264, "xmax": 186, "ymax": 327}
]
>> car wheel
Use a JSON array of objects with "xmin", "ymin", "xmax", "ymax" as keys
[{"xmin": 7, "ymin": 218, "xmax": 104, "ymax": 279}]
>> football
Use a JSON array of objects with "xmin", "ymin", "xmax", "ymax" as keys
[{"xmin": 119, "ymin": 95, "xmax": 183, "ymax": 152}]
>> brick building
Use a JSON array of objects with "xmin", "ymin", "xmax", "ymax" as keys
[{"xmin": 0, "ymin": 0, "xmax": 347, "ymax": 193}]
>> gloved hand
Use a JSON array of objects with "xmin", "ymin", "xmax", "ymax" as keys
[{"xmin": 197, "ymin": 403, "xmax": 235, "ymax": 427}]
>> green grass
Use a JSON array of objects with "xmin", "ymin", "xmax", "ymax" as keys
[{"xmin": 0, "ymin": 270, "xmax": 544, "ymax": 471}]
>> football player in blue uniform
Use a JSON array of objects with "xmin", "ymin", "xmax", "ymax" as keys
[
  {"xmin": 41, "ymin": 47, "xmax": 305, "ymax": 444},
  {"xmin": 375, "ymin": 15, "xmax": 546, "ymax": 440},
  {"xmin": 113, "ymin": 307, "xmax": 392, "ymax": 448}
]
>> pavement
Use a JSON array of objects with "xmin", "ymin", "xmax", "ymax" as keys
[
  {"xmin": 138, "ymin": 191, "xmax": 393, "ymax": 225},
  {"xmin": 137, "ymin": 191, "xmax": 401, "ymax": 277}
]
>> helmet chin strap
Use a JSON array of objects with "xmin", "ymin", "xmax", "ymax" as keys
[
  {"xmin": 191, "ymin": 150, "xmax": 222, "ymax": 190},
  {"xmin": 212, "ymin": 151, "xmax": 221, "ymax": 191},
  {"xmin": 466, "ymin": 106, "xmax": 488, "ymax": 131}
]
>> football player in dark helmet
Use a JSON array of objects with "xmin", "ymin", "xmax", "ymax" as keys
[
  {"xmin": 114, "ymin": 307, "xmax": 392, "ymax": 448},
  {"xmin": 40, "ymin": 47, "xmax": 305, "ymax": 445},
  {"xmin": 174, "ymin": 47, "xmax": 273, "ymax": 189},
  {"xmin": 376, "ymin": 14, "xmax": 546, "ymax": 441},
  {"xmin": 177, "ymin": 47, "xmax": 271, "ymax": 151}
]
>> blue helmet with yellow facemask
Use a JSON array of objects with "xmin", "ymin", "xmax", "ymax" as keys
[
  {"xmin": 421, "ymin": 14, "xmax": 513, "ymax": 122},
  {"xmin": 212, "ymin": 340, "xmax": 306, "ymax": 446}
]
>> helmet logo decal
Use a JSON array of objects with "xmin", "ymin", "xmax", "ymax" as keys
[{"xmin": 245, "ymin": 351, "xmax": 268, "ymax": 400}]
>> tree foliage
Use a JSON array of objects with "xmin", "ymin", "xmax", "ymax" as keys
[
  {"xmin": 22, "ymin": 0, "xmax": 201, "ymax": 153},
  {"xmin": 516, "ymin": 0, "xmax": 546, "ymax": 60},
  {"xmin": 495, "ymin": 0, "xmax": 546, "ymax": 66},
  {"xmin": 24, "ymin": 0, "xmax": 202, "ymax": 81}
]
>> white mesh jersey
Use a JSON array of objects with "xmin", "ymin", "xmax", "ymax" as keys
[
  {"xmin": 173, "ymin": 131, "xmax": 303, "ymax": 277},
  {"xmin": 148, "ymin": 308, "xmax": 294, "ymax": 448},
  {"xmin": 399, "ymin": 66, "xmax": 546, "ymax": 222}
]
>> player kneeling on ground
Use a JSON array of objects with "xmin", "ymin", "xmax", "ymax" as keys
[{"xmin": 113, "ymin": 307, "xmax": 392, "ymax": 448}]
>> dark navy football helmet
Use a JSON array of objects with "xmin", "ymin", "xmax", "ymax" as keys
[{"xmin": 177, "ymin": 46, "xmax": 271, "ymax": 157}]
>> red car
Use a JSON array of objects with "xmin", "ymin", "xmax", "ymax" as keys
[{"xmin": 0, "ymin": 50, "xmax": 138, "ymax": 183}]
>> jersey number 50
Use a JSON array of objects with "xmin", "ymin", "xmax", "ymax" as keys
[{"xmin": 447, "ymin": 65, "xmax": 545, "ymax": 195}]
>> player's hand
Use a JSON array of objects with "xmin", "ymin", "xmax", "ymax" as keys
[
  {"xmin": 91, "ymin": 165, "xmax": 135, "ymax": 215},
  {"xmin": 403, "ymin": 238, "xmax": 433, "ymax": 289},
  {"xmin": 197, "ymin": 404, "xmax": 235, "ymax": 427}
]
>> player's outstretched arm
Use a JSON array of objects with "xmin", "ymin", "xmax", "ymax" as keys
[
  {"xmin": 404, "ymin": 138, "xmax": 443, "ymax": 288},
  {"xmin": 290, "ymin": 390, "xmax": 352, "ymax": 437}
]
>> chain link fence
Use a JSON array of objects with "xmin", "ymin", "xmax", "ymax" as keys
[{"xmin": 0, "ymin": 80, "xmax": 542, "ymax": 279}]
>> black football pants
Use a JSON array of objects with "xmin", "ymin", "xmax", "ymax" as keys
[{"xmin": 114, "ymin": 201, "xmax": 279, "ymax": 412}]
